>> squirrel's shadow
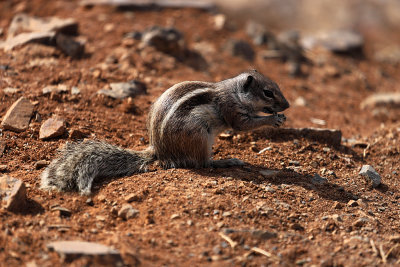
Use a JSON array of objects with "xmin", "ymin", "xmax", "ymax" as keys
[{"xmin": 191, "ymin": 164, "xmax": 359, "ymax": 203}]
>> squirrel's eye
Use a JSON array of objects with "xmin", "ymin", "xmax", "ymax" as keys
[{"xmin": 263, "ymin": 90, "xmax": 274, "ymax": 98}]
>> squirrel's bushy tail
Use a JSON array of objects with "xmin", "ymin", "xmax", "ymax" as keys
[{"xmin": 40, "ymin": 140, "xmax": 155, "ymax": 195}]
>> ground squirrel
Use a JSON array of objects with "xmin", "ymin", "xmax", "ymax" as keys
[{"xmin": 41, "ymin": 70, "xmax": 290, "ymax": 195}]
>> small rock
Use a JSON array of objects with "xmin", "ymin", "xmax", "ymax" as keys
[
  {"xmin": 213, "ymin": 14, "xmax": 227, "ymax": 31},
  {"xmin": 222, "ymin": 211, "xmax": 232, "ymax": 217},
  {"xmin": 97, "ymin": 80, "xmax": 146, "ymax": 99},
  {"xmin": 47, "ymin": 241, "xmax": 123, "ymax": 264},
  {"xmin": 86, "ymin": 198, "xmax": 94, "ymax": 206},
  {"xmin": 141, "ymin": 26, "xmax": 184, "ymax": 56},
  {"xmin": 289, "ymin": 160, "xmax": 300, "ymax": 166},
  {"xmin": 290, "ymin": 223, "xmax": 304, "ymax": 231},
  {"xmin": 3, "ymin": 87, "xmax": 20, "ymax": 94},
  {"xmin": 359, "ymin": 165, "xmax": 381, "ymax": 188},
  {"xmin": 42, "ymin": 84, "xmax": 69, "ymax": 95},
  {"xmin": 218, "ymin": 132, "xmax": 233, "ymax": 140},
  {"xmin": 170, "ymin": 213, "xmax": 180, "ymax": 220},
  {"xmin": 347, "ymin": 200, "xmax": 359, "ymax": 207},
  {"xmin": 332, "ymin": 202, "xmax": 342, "ymax": 209},
  {"xmin": 374, "ymin": 45, "xmax": 400, "ymax": 64},
  {"xmin": 312, "ymin": 174, "xmax": 327, "ymax": 185},
  {"xmin": 251, "ymin": 230, "xmax": 277, "ymax": 240},
  {"xmin": 294, "ymin": 96, "xmax": 307, "ymax": 107},
  {"xmin": 71, "ymin": 86, "xmax": 80, "ymax": 95},
  {"xmin": 125, "ymin": 193, "xmax": 143, "ymax": 202},
  {"xmin": 302, "ymin": 30, "xmax": 363, "ymax": 53},
  {"xmin": 0, "ymin": 165, "xmax": 7, "ymax": 172},
  {"xmin": 353, "ymin": 218, "xmax": 368, "ymax": 228},
  {"xmin": 39, "ymin": 117, "xmax": 66, "ymax": 140},
  {"xmin": 224, "ymin": 39, "xmax": 255, "ymax": 61},
  {"xmin": 7, "ymin": 14, "xmax": 78, "ymax": 38},
  {"xmin": 118, "ymin": 204, "xmax": 139, "ymax": 220},
  {"xmin": 0, "ymin": 175, "xmax": 27, "ymax": 212},
  {"xmin": 55, "ymin": 33, "xmax": 84, "ymax": 58},
  {"xmin": 0, "ymin": 31, "xmax": 56, "ymax": 51},
  {"xmin": 35, "ymin": 160, "xmax": 49, "ymax": 169},
  {"xmin": 1, "ymin": 97, "xmax": 34, "ymax": 132},
  {"xmin": 360, "ymin": 93, "xmax": 400, "ymax": 109},
  {"xmin": 51, "ymin": 206, "xmax": 72, "ymax": 217},
  {"xmin": 245, "ymin": 20, "xmax": 274, "ymax": 46}
]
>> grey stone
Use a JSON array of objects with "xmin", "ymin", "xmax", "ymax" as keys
[
  {"xmin": 359, "ymin": 165, "xmax": 381, "ymax": 187},
  {"xmin": 118, "ymin": 204, "xmax": 139, "ymax": 220},
  {"xmin": 42, "ymin": 84, "xmax": 69, "ymax": 95},
  {"xmin": 1, "ymin": 97, "xmax": 34, "ymax": 132},
  {"xmin": 98, "ymin": 80, "xmax": 146, "ymax": 99},
  {"xmin": 360, "ymin": 93, "xmax": 400, "ymax": 109},
  {"xmin": 55, "ymin": 33, "xmax": 84, "ymax": 58},
  {"xmin": 0, "ymin": 31, "xmax": 56, "ymax": 51},
  {"xmin": 251, "ymin": 230, "xmax": 277, "ymax": 240},
  {"xmin": 0, "ymin": 175, "xmax": 27, "ymax": 212},
  {"xmin": 245, "ymin": 20, "xmax": 272, "ymax": 46},
  {"xmin": 39, "ymin": 117, "xmax": 66, "ymax": 140},
  {"xmin": 311, "ymin": 174, "xmax": 328, "ymax": 185},
  {"xmin": 302, "ymin": 30, "xmax": 363, "ymax": 53},
  {"xmin": 47, "ymin": 241, "xmax": 123, "ymax": 264},
  {"xmin": 141, "ymin": 26, "xmax": 184, "ymax": 56},
  {"xmin": 3, "ymin": 87, "xmax": 20, "ymax": 94},
  {"xmin": 224, "ymin": 39, "xmax": 255, "ymax": 61},
  {"xmin": 7, "ymin": 13, "xmax": 78, "ymax": 38}
]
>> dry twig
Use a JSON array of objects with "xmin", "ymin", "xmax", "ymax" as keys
[
  {"xmin": 218, "ymin": 232, "xmax": 237, "ymax": 249},
  {"xmin": 251, "ymin": 247, "xmax": 280, "ymax": 261}
]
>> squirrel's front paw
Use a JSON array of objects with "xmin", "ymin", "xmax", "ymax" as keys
[{"xmin": 273, "ymin": 113, "xmax": 286, "ymax": 127}]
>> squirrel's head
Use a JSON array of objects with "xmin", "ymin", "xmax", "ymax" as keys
[{"xmin": 240, "ymin": 70, "xmax": 290, "ymax": 114}]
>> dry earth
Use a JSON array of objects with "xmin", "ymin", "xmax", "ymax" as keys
[{"xmin": 0, "ymin": 1, "xmax": 400, "ymax": 266}]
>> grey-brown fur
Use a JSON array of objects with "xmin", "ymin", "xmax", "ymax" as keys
[{"xmin": 41, "ymin": 70, "xmax": 289, "ymax": 195}]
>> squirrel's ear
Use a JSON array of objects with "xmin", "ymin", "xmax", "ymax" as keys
[{"xmin": 243, "ymin": 75, "xmax": 254, "ymax": 92}]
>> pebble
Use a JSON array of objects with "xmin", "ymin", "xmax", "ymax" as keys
[
  {"xmin": 302, "ymin": 30, "xmax": 363, "ymax": 53},
  {"xmin": 170, "ymin": 213, "xmax": 180, "ymax": 220},
  {"xmin": 353, "ymin": 218, "xmax": 368, "ymax": 228},
  {"xmin": 55, "ymin": 33, "xmax": 84, "ymax": 58},
  {"xmin": 360, "ymin": 93, "xmax": 400, "ymax": 109},
  {"xmin": 51, "ymin": 206, "xmax": 72, "ymax": 217},
  {"xmin": 39, "ymin": 117, "xmax": 66, "ymax": 140},
  {"xmin": 289, "ymin": 160, "xmax": 300, "ymax": 166},
  {"xmin": 97, "ymin": 80, "xmax": 146, "ymax": 99},
  {"xmin": 47, "ymin": 241, "xmax": 123, "ymax": 264},
  {"xmin": 42, "ymin": 84, "xmax": 69, "ymax": 95},
  {"xmin": 0, "ymin": 165, "xmax": 7, "ymax": 172},
  {"xmin": 294, "ymin": 96, "xmax": 307, "ymax": 107},
  {"xmin": 311, "ymin": 174, "xmax": 328, "ymax": 185},
  {"xmin": 3, "ymin": 87, "xmax": 20, "ymax": 94},
  {"xmin": 359, "ymin": 165, "xmax": 381, "ymax": 188},
  {"xmin": 0, "ymin": 175, "xmax": 27, "ymax": 212},
  {"xmin": 0, "ymin": 31, "xmax": 56, "ymax": 51},
  {"xmin": 71, "ymin": 86, "xmax": 80, "ymax": 95},
  {"xmin": 251, "ymin": 229, "xmax": 277, "ymax": 240},
  {"xmin": 222, "ymin": 211, "xmax": 232, "ymax": 217},
  {"xmin": 140, "ymin": 26, "xmax": 184, "ymax": 56},
  {"xmin": 125, "ymin": 193, "xmax": 142, "ymax": 202},
  {"xmin": 118, "ymin": 204, "xmax": 139, "ymax": 220},
  {"xmin": 86, "ymin": 198, "xmax": 94, "ymax": 206},
  {"xmin": 7, "ymin": 13, "xmax": 78, "ymax": 38},
  {"xmin": 1, "ymin": 97, "xmax": 34, "ymax": 132},
  {"xmin": 332, "ymin": 202, "xmax": 342, "ymax": 209},
  {"xmin": 224, "ymin": 39, "xmax": 255, "ymax": 61},
  {"xmin": 347, "ymin": 200, "xmax": 359, "ymax": 207},
  {"xmin": 35, "ymin": 160, "xmax": 49, "ymax": 169}
]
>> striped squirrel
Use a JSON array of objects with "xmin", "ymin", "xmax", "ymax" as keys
[{"xmin": 41, "ymin": 70, "xmax": 290, "ymax": 195}]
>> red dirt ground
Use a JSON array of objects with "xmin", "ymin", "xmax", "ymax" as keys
[{"xmin": 0, "ymin": 1, "xmax": 400, "ymax": 266}]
